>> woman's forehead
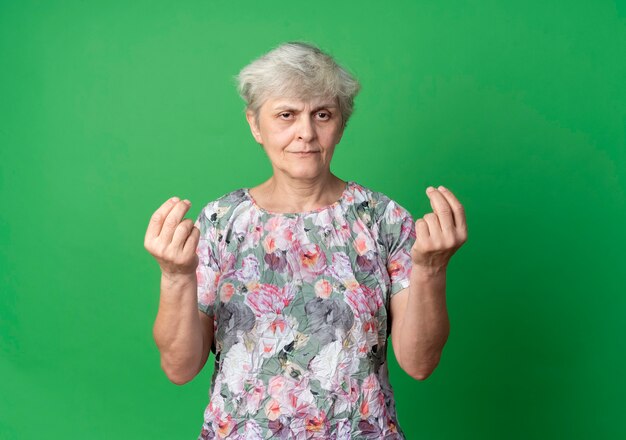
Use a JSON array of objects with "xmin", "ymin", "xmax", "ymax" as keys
[{"xmin": 263, "ymin": 96, "xmax": 339, "ymax": 110}]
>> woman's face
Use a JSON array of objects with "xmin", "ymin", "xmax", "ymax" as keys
[{"xmin": 246, "ymin": 96, "xmax": 345, "ymax": 181}]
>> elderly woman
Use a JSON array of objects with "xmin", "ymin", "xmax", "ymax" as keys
[{"xmin": 144, "ymin": 42, "xmax": 467, "ymax": 439}]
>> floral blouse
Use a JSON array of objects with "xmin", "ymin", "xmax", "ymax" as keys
[{"xmin": 194, "ymin": 181, "xmax": 416, "ymax": 439}]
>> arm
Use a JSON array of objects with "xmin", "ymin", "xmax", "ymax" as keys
[
  {"xmin": 390, "ymin": 267, "xmax": 449, "ymax": 380},
  {"xmin": 153, "ymin": 273, "xmax": 214, "ymax": 385},
  {"xmin": 390, "ymin": 185, "xmax": 467, "ymax": 380},
  {"xmin": 144, "ymin": 197, "xmax": 214, "ymax": 385}
]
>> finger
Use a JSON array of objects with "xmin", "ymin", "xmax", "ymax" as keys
[
  {"xmin": 415, "ymin": 218, "xmax": 430, "ymax": 238},
  {"xmin": 425, "ymin": 187, "xmax": 455, "ymax": 232},
  {"xmin": 423, "ymin": 212, "xmax": 442, "ymax": 241},
  {"xmin": 159, "ymin": 199, "xmax": 192, "ymax": 244},
  {"xmin": 145, "ymin": 197, "xmax": 180, "ymax": 243},
  {"xmin": 182, "ymin": 226, "xmax": 201, "ymax": 256},
  {"xmin": 436, "ymin": 186, "xmax": 467, "ymax": 231},
  {"xmin": 171, "ymin": 218, "xmax": 195, "ymax": 251}
]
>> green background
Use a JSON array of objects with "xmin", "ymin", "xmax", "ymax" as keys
[{"xmin": 2, "ymin": 0, "xmax": 625, "ymax": 438}]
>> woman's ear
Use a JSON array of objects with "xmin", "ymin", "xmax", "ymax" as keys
[{"xmin": 245, "ymin": 109, "xmax": 263, "ymax": 144}]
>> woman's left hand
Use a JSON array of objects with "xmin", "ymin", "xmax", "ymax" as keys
[{"xmin": 410, "ymin": 186, "xmax": 468, "ymax": 272}]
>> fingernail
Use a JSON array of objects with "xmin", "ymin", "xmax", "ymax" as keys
[
  {"xmin": 438, "ymin": 185, "xmax": 447, "ymax": 192},
  {"xmin": 426, "ymin": 186, "xmax": 435, "ymax": 193},
  {"xmin": 183, "ymin": 199, "xmax": 191, "ymax": 205},
  {"xmin": 172, "ymin": 197, "xmax": 180, "ymax": 202}
]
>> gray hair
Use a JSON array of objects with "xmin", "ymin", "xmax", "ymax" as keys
[{"xmin": 235, "ymin": 41, "xmax": 361, "ymax": 127}]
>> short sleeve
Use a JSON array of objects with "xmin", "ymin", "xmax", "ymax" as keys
[
  {"xmin": 194, "ymin": 203, "xmax": 221, "ymax": 317},
  {"xmin": 379, "ymin": 199, "xmax": 416, "ymax": 297}
]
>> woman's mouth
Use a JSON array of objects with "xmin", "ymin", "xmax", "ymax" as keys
[{"xmin": 291, "ymin": 151, "xmax": 320, "ymax": 157}]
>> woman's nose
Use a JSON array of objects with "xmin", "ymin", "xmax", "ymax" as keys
[{"xmin": 296, "ymin": 116, "xmax": 315, "ymax": 142}]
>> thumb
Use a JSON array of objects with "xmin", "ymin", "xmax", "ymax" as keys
[{"xmin": 183, "ymin": 226, "xmax": 201, "ymax": 256}]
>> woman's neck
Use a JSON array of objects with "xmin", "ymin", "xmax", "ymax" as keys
[{"xmin": 250, "ymin": 173, "xmax": 346, "ymax": 214}]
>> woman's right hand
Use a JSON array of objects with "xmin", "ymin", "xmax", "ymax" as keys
[{"xmin": 144, "ymin": 197, "xmax": 200, "ymax": 278}]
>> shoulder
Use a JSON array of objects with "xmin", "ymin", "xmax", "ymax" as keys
[
  {"xmin": 197, "ymin": 188, "xmax": 250, "ymax": 228},
  {"xmin": 347, "ymin": 181, "xmax": 413, "ymax": 225}
]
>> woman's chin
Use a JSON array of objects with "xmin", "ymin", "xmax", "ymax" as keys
[{"xmin": 283, "ymin": 165, "xmax": 330, "ymax": 180}]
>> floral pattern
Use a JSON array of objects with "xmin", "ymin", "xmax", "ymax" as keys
[{"xmin": 194, "ymin": 181, "xmax": 415, "ymax": 439}]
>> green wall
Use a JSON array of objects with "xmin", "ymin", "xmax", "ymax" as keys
[{"xmin": 1, "ymin": 1, "xmax": 625, "ymax": 438}]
